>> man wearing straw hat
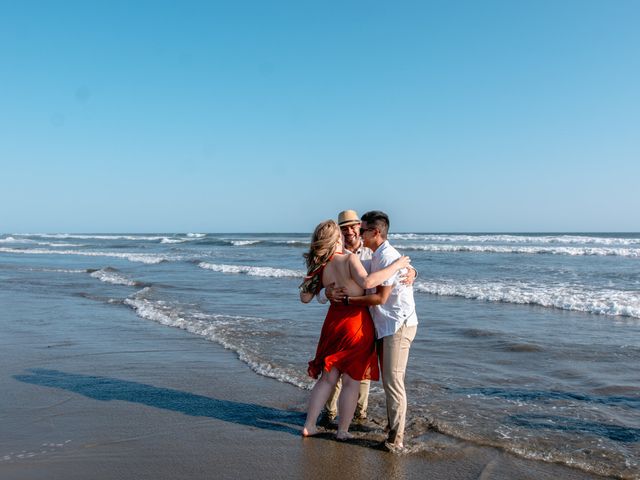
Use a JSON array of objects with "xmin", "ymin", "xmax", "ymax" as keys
[{"xmin": 316, "ymin": 209, "xmax": 416, "ymax": 427}]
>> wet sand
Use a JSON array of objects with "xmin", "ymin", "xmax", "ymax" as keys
[{"xmin": 0, "ymin": 292, "xmax": 610, "ymax": 480}]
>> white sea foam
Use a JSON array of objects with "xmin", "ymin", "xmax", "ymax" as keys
[
  {"xmin": 0, "ymin": 247, "xmax": 167, "ymax": 264},
  {"xmin": 390, "ymin": 234, "xmax": 640, "ymax": 246},
  {"xmin": 11, "ymin": 233, "xmax": 170, "ymax": 241},
  {"xmin": 28, "ymin": 268, "xmax": 88, "ymax": 274},
  {"xmin": 42, "ymin": 242, "xmax": 84, "ymax": 247},
  {"xmin": 124, "ymin": 290, "xmax": 312, "ymax": 389},
  {"xmin": 0, "ymin": 440, "xmax": 72, "ymax": 463},
  {"xmin": 186, "ymin": 233, "xmax": 206, "ymax": 238},
  {"xmin": 229, "ymin": 240, "xmax": 262, "ymax": 246},
  {"xmin": 262, "ymin": 240, "xmax": 308, "ymax": 247},
  {"xmin": 0, "ymin": 236, "xmax": 29, "ymax": 244},
  {"xmin": 0, "ymin": 237, "xmax": 84, "ymax": 247},
  {"xmin": 89, "ymin": 268, "xmax": 138, "ymax": 286},
  {"xmin": 198, "ymin": 262, "xmax": 304, "ymax": 278},
  {"xmin": 401, "ymin": 244, "xmax": 640, "ymax": 257},
  {"xmin": 414, "ymin": 280, "xmax": 640, "ymax": 318},
  {"xmin": 160, "ymin": 237, "xmax": 191, "ymax": 244}
]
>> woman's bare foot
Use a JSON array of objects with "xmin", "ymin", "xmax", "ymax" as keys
[
  {"xmin": 335, "ymin": 430, "xmax": 353, "ymax": 441},
  {"xmin": 302, "ymin": 424, "xmax": 318, "ymax": 437}
]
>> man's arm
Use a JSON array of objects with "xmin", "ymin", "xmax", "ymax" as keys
[
  {"xmin": 344, "ymin": 285, "xmax": 393, "ymax": 307},
  {"xmin": 348, "ymin": 254, "xmax": 410, "ymax": 290}
]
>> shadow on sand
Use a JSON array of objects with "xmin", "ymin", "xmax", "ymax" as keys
[
  {"xmin": 13, "ymin": 368, "xmax": 305, "ymax": 436},
  {"xmin": 14, "ymin": 368, "xmax": 391, "ymax": 449}
]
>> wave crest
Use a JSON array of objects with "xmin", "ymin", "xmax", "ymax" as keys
[
  {"xmin": 401, "ymin": 244, "xmax": 640, "ymax": 257},
  {"xmin": 390, "ymin": 234, "xmax": 640, "ymax": 246},
  {"xmin": 89, "ymin": 268, "xmax": 139, "ymax": 286},
  {"xmin": 198, "ymin": 262, "xmax": 304, "ymax": 278},
  {"xmin": 123, "ymin": 290, "xmax": 312, "ymax": 389},
  {"xmin": 0, "ymin": 247, "xmax": 168, "ymax": 264},
  {"xmin": 414, "ymin": 280, "xmax": 640, "ymax": 319}
]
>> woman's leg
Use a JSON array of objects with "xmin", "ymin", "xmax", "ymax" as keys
[
  {"xmin": 303, "ymin": 367, "xmax": 341, "ymax": 436},
  {"xmin": 336, "ymin": 373, "xmax": 359, "ymax": 439}
]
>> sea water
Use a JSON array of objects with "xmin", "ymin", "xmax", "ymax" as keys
[{"xmin": 1, "ymin": 232, "xmax": 639, "ymax": 478}]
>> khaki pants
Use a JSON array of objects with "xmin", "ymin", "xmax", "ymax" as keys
[
  {"xmin": 324, "ymin": 378, "xmax": 370, "ymax": 419},
  {"xmin": 378, "ymin": 323, "xmax": 417, "ymax": 446}
]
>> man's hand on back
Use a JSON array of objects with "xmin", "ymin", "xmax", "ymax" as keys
[
  {"xmin": 326, "ymin": 282, "xmax": 347, "ymax": 305},
  {"xmin": 399, "ymin": 267, "xmax": 417, "ymax": 286}
]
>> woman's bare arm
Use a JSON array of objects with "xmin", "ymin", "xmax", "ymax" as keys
[{"xmin": 348, "ymin": 254, "xmax": 410, "ymax": 290}]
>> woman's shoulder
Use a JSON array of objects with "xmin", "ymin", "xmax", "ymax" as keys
[
  {"xmin": 331, "ymin": 250, "xmax": 350, "ymax": 261},
  {"xmin": 327, "ymin": 252, "xmax": 352, "ymax": 272},
  {"xmin": 344, "ymin": 251, "xmax": 359, "ymax": 264}
]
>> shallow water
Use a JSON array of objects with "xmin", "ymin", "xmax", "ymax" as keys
[{"xmin": 1, "ymin": 232, "xmax": 639, "ymax": 478}]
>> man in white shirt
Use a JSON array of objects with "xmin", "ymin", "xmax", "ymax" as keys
[{"xmin": 344, "ymin": 210, "xmax": 418, "ymax": 450}]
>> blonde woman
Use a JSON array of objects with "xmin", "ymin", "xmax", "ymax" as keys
[{"xmin": 299, "ymin": 220, "xmax": 409, "ymax": 439}]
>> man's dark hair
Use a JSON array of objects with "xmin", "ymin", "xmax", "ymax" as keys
[{"xmin": 361, "ymin": 210, "xmax": 389, "ymax": 239}]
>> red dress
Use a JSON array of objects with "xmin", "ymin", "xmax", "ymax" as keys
[{"xmin": 308, "ymin": 303, "xmax": 380, "ymax": 382}]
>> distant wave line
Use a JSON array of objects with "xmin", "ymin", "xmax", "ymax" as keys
[
  {"xmin": 0, "ymin": 247, "xmax": 168, "ymax": 264},
  {"xmin": 401, "ymin": 244, "xmax": 640, "ymax": 257},
  {"xmin": 414, "ymin": 280, "xmax": 640, "ymax": 319},
  {"xmin": 0, "ymin": 236, "xmax": 85, "ymax": 247},
  {"xmin": 12, "ymin": 233, "xmax": 197, "ymax": 243},
  {"xmin": 390, "ymin": 234, "xmax": 640, "ymax": 246}
]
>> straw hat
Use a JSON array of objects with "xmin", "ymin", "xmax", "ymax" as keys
[{"xmin": 338, "ymin": 210, "xmax": 361, "ymax": 227}]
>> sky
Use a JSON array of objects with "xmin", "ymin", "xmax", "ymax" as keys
[{"xmin": 1, "ymin": 0, "xmax": 639, "ymax": 233}]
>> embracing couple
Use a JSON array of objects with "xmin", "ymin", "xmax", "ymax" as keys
[{"xmin": 299, "ymin": 210, "xmax": 418, "ymax": 451}]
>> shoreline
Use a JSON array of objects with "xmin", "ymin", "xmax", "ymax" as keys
[{"xmin": 0, "ymin": 289, "xmax": 612, "ymax": 480}]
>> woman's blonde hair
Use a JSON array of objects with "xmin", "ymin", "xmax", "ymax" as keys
[{"xmin": 299, "ymin": 220, "xmax": 340, "ymax": 293}]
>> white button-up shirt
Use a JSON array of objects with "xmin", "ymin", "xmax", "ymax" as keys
[
  {"xmin": 369, "ymin": 240, "xmax": 418, "ymax": 339},
  {"xmin": 354, "ymin": 241, "xmax": 373, "ymax": 272}
]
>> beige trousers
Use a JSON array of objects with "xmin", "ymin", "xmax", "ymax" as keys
[
  {"xmin": 378, "ymin": 323, "xmax": 417, "ymax": 446},
  {"xmin": 324, "ymin": 378, "xmax": 370, "ymax": 419}
]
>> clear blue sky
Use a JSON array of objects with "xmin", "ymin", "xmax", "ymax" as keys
[{"xmin": 1, "ymin": 0, "xmax": 638, "ymax": 233}]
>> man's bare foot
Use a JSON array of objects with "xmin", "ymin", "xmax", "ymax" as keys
[
  {"xmin": 335, "ymin": 430, "xmax": 353, "ymax": 441},
  {"xmin": 302, "ymin": 425, "xmax": 318, "ymax": 437}
]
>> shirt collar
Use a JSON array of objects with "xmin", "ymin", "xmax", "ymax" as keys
[{"xmin": 372, "ymin": 240, "xmax": 390, "ymax": 258}]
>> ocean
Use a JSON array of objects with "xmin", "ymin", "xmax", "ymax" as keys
[{"xmin": 1, "ymin": 232, "xmax": 638, "ymax": 479}]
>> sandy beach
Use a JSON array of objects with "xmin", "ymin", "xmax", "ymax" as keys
[{"xmin": 0, "ymin": 285, "xmax": 613, "ymax": 480}]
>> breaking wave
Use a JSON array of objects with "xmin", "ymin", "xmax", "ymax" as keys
[
  {"xmin": 0, "ymin": 236, "xmax": 84, "ymax": 247},
  {"xmin": 0, "ymin": 247, "xmax": 168, "ymax": 264},
  {"xmin": 198, "ymin": 262, "xmax": 304, "ymax": 278},
  {"xmin": 401, "ymin": 244, "xmax": 640, "ymax": 257},
  {"xmin": 414, "ymin": 280, "xmax": 640, "ymax": 319},
  {"xmin": 123, "ymin": 288, "xmax": 312, "ymax": 389},
  {"xmin": 390, "ymin": 234, "xmax": 640, "ymax": 246},
  {"xmin": 88, "ymin": 267, "xmax": 140, "ymax": 286},
  {"xmin": 229, "ymin": 240, "xmax": 262, "ymax": 246}
]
